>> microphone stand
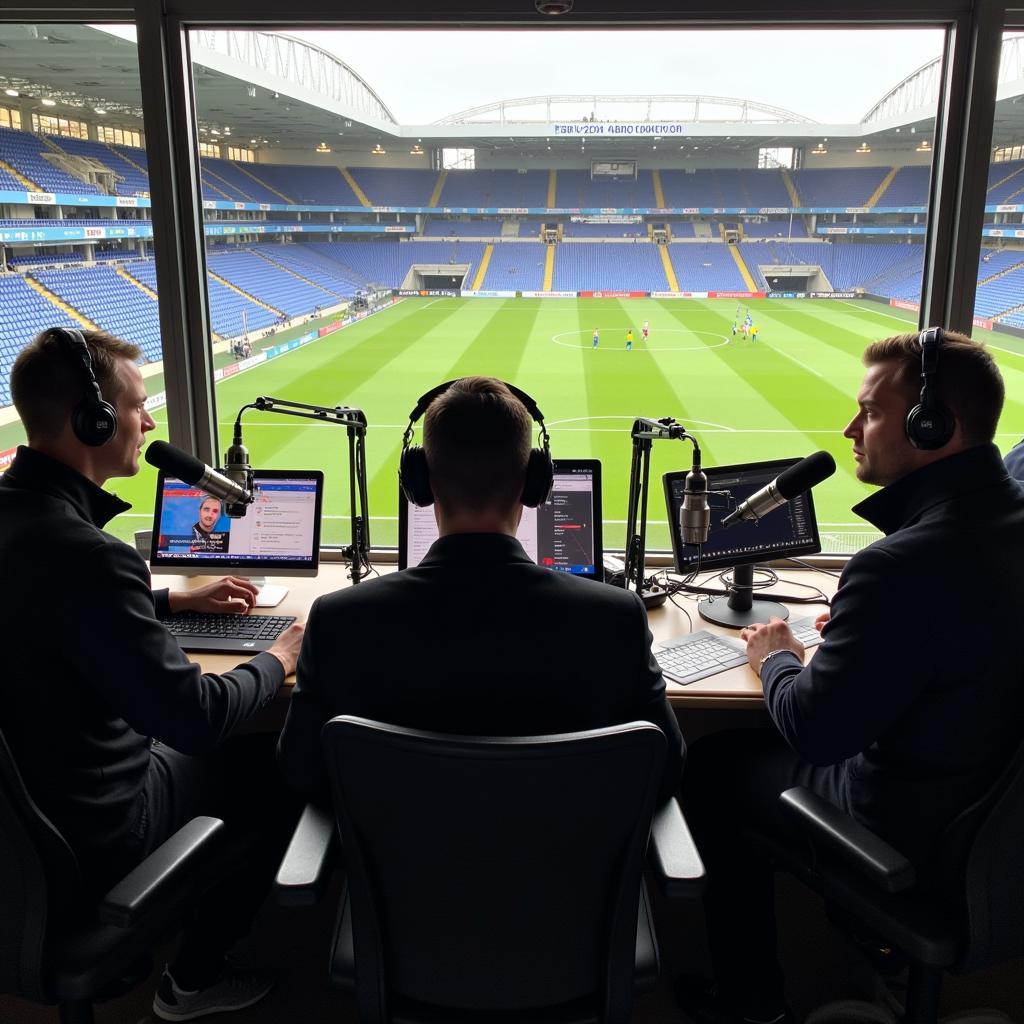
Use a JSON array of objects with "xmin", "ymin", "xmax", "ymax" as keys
[
  {"xmin": 623, "ymin": 417, "xmax": 701, "ymax": 610},
  {"xmin": 235, "ymin": 396, "xmax": 371, "ymax": 583}
]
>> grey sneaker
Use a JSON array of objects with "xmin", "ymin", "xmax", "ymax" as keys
[{"xmin": 152, "ymin": 965, "xmax": 275, "ymax": 1021}]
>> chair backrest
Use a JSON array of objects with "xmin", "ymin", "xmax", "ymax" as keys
[
  {"xmin": 321, "ymin": 716, "xmax": 666, "ymax": 1023},
  {"xmin": 951, "ymin": 740, "xmax": 1024, "ymax": 971},
  {"xmin": 0, "ymin": 725, "xmax": 83, "ymax": 1002}
]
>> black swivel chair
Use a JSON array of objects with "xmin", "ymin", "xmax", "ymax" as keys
[
  {"xmin": 748, "ymin": 740, "xmax": 1024, "ymax": 1024},
  {"xmin": 0, "ymin": 726, "xmax": 237, "ymax": 1024},
  {"xmin": 277, "ymin": 716, "xmax": 704, "ymax": 1024}
]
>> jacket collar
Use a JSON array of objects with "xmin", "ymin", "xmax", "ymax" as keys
[
  {"xmin": 853, "ymin": 443, "xmax": 1008, "ymax": 536},
  {"xmin": 418, "ymin": 532, "xmax": 533, "ymax": 568},
  {"xmin": 1, "ymin": 446, "xmax": 131, "ymax": 529}
]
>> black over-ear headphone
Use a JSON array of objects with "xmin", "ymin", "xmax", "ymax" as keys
[
  {"xmin": 399, "ymin": 379, "xmax": 554, "ymax": 509},
  {"xmin": 904, "ymin": 326, "xmax": 954, "ymax": 451},
  {"xmin": 54, "ymin": 327, "xmax": 118, "ymax": 446}
]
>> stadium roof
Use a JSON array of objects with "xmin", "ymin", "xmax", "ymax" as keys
[{"xmin": 1, "ymin": 24, "xmax": 1023, "ymax": 159}]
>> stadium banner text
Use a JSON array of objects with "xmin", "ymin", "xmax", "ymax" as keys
[
  {"xmin": 461, "ymin": 290, "xmax": 518, "ymax": 298},
  {"xmin": 551, "ymin": 122, "xmax": 688, "ymax": 136},
  {"xmin": 577, "ymin": 290, "xmax": 649, "ymax": 299},
  {"xmin": 707, "ymin": 291, "xmax": 766, "ymax": 299},
  {"xmin": 521, "ymin": 291, "xmax": 578, "ymax": 298},
  {"xmin": 393, "ymin": 289, "xmax": 461, "ymax": 297},
  {"xmin": 650, "ymin": 291, "xmax": 708, "ymax": 298}
]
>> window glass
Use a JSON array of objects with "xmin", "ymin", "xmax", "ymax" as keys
[
  {"xmin": 0, "ymin": 23, "xmax": 165, "ymax": 542},
  {"xmin": 178, "ymin": 26, "xmax": 990, "ymax": 553}
]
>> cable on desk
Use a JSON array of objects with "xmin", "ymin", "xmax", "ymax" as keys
[{"xmin": 784, "ymin": 556, "xmax": 844, "ymax": 579}]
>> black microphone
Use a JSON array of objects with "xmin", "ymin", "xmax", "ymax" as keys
[
  {"xmin": 679, "ymin": 462, "xmax": 710, "ymax": 545},
  {"xmin": 145, "ymin": 440, "xmax": 254, "ymax": 515},
  {"xmin": 222, "ymin": 427, "xmax": 254, "ymax": 519},
  {"xmin": 721, "ymin": 451, "xmax": 836, "ymax": 528}
]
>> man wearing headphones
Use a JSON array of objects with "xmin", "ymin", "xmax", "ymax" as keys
[
  {"xmin": 278, "ymin": 375, "xmax": 683, "ymax": 804},
  {"xmin": 0, "ymin": 328, "xmax": 304, "ymax": 1021},
  {"xmin": 676, "ymin": 330, "xmax": 1024, "ymax": 1024}
]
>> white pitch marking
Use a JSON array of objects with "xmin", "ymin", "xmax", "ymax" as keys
[{"xmin": 763, "ymin": 342, "xmax": 826, "ymax": 379}]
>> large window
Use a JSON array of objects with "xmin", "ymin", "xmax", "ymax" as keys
[{"xmin": 0, "ymin": 22, "xmax": 166, "ymax": 541}]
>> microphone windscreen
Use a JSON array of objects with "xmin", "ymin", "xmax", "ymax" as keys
[
  {"xmin": 776, "ymin": 451, "xmax": 837, "ymax": 500},
  {"xmin": 144, "ymin": 440, "xmax": 206, "ymax": 485}
]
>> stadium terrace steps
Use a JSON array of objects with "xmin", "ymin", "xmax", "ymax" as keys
[
  {"xmin": 543, "ymin": 245, "xmax": 556, "ymax": 290},
  {"xmin": 205, "ymin": 166, "xmax": 256, "ymax": 202},
  {"xmin": 340, "ymin": 167, "xmax": 372, "ymax": 207},
  {"xmin": 252, "ymin": 248, "xmax": 346, "ymax": 299},
  {"xmin": 781, "ymin": 169, "xmax": 801, "ymax": 207},
  {"xmin": 118, "ymin": 265, "xmax": 159, "ymax": 301},
  {"xmin": 652, "ymin": 169, "xmax": 666, "ymax": 209},
  {"xmin": 202, "ymin": 177, "xmax": 235, "ymax": 201},
  {"xmin": 866, "ymin": 167, "xmax": 901, "ymax": 208},
  {"xmin": 659, "ymin": 244, "xmax": 679, "ymax": 291},
  {"xmin": 207, "ymin": 267, "xmax": 284, "ymax": 317},
  {"xmin": 986, "ymin": 161, "xmax": 1024, "ymax": 196},
  {"xmin": 110, "ymin": 144, "xmax": 148, "ymax": 177},
  {"xmin": 23, "ymin": 275, "xmax": 97, "ymax": 330},
  {"xmin": 547, "ymin": 170, "xmax": 557, "ymax": 208},
  {"xmin": 471, "ymin": 245, "xmax": 494, "ymax": 290},
  {"xmin": 729, "ymin": 245, "xmax": 758, "ymax": 290},
  {"xmin": 235, "ymin": 162, "xmax": 294, "ymax": 204},
  {"xmin": 0, "ymin": 157, "xmax": 37, "ymax": 191},
  {"xmin": 428, "ymin": 170, "xmax": 447, "ymax": 208},
  {"xmin": 978, "ymin": 257, "xmax": 1024, "ymax": 286}
]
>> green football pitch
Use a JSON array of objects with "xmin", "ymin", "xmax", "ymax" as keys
[{"xmin": 9, "ymin": 296, "xmax": 1024, "ymax": 553}]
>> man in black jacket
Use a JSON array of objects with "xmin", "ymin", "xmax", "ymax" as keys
[
  {"xmin": 0, "ymin": 328, "xmax": 304, "ymax": 1021},
  {"xmin": 278, "ymin": 375, "xmax": 683, "ymax": 806},
  {"xmin": 679, "ymin": 330, "xmax": 1023, "ymax": 1024}
]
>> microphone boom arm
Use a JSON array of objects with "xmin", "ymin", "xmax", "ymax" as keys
[{"xmin": 235, "ymin": 396, "xmax": 371, "ymax": 583}]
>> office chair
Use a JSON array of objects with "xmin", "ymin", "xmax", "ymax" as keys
[
  {"xmin": 747, "ymin": 740, "xmax": 1024, "ymax": 1024},
  {"xmin": 0, "ymin": 726, "xmax": 234, "ymax": 1024},
  {"xmin": 276, "ymin": 716, "xmax": 704, "ymax": 1024}
]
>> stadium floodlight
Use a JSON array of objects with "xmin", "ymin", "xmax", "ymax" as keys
[
  {"xmin": 372, "ymin": 143, "xmax": 386, "ymax": 156},
  {"xmin": 856, "ymin": 142, "xmax": 871, "ymax": 154}
]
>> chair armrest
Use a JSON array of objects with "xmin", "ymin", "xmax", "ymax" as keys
[
  {"xmin": 98, "ymin": 816, "xmax": 225, "ymax": 927},
  {"xmin": 649, "ymin": 797, "xmax": 705, "ymax": 897},
  {"xmin": 275, "ymin": 802, "xmax": 338, "ymax": 907},
  {"xmin": 779, "ymin": 788, "xmax": 915, "ymax": 894}
]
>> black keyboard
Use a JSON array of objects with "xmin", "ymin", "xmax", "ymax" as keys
[
  {"xmin": 654, "ymin": 616, "xmax": 824, "ymax": 686},
  {"xmin": 160, "ymin": 613, "xmax": 295, "ymax": 653}
]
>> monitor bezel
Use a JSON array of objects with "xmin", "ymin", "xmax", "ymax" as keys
[
  {"xmin": 149, "ymin": 468, "xmax": 325, "ymax": 577},
  {"xmin": 663, "ymin": 456, "xmax": 822, "ymax": 575},
  {"xmin": 398, "ymin": 457, "xmax": 604, "ymax": 579}
]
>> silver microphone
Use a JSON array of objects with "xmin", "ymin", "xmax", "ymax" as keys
[
  {"xmin": 680, "ymin": 465, "xmax": 710, "ymax": 545},
  {"xmin": 145, "ymin": 440, "xmax": 254, "ymax": 512}
]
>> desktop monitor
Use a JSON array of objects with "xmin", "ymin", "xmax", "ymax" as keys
[
  {"xmin": 149, "ymin": 469, "xmax": 324, "ymax": 583},
  {"xmin": 399, "ymin": 459, "xmax": 604, "ymax": 580},
  {"xmin": 663, "ymin": 457, "xmax": 822, "ymax": 627}
]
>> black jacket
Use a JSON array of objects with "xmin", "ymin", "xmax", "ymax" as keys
[
  {"xmin": 760, "ymin": 444, "xmax": 1024, "ymax": 862},
  {"xmin": 0, "ymin": 447, "xmax": 284, "ymax": 885},
  {"xmin": 278, "ymin": 532, "xmax": 683, "ymax": 804}
]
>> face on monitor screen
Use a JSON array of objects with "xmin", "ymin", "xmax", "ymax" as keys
[{"xmin": 149, "ymin": 469, "xmax": 324, "ymax": 576}]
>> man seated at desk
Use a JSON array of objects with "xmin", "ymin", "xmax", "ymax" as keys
[
  {"xmin": 678, "ymin": 329, "xmax": 1024, "ymax": 1024},
  {"xmin": 0, "ymin": 327, "xmax": 304, "ymax": 1021},
  {"xmin": 278, "ymin": 375, "xmax": 683, "ymax": 805}
]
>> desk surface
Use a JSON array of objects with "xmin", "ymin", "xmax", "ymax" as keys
[{"xmin": 157, "ymin": 563, "xmax": 838, "ymax": 708}]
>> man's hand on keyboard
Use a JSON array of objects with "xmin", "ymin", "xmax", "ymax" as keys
[
  {"xmin": 167, "ymin": 577, "xmax": 259, "ymax": 615},
  {"xmin": 814, "ymin": 612, "xmax": 831, "ymax": 633},
  {"xmin": 267, "ymin": 623, "xmax": 305, "ymax": 676},
  {"xmin": 739, "ymin": 616, "xmax": 805, "ymax": 673}
]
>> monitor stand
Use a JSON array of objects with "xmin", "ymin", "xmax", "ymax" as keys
[
  {"xmin": 697, "ymin": 563, "xmax": 789, "ymax": 629},
  {"xmin": 247, "ymin": 577, "xmax": 288, "ymax": 608}
]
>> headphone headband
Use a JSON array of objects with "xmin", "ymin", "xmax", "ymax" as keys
[{"xmin": 904, "ymin": 325, "xmax": 953, "ymax": 451}]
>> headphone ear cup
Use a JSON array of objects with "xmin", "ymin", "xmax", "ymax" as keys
[
  {"xmin": 905, "ymin": 402, "xmax": 954, "ymax": 451},
  {"xmin": 71, "ymin": 392, "xmax": 118, "ymax": 447},
  {"xmin": 521, "ymin": 448, "xmax": 554, "ymax": 508},
  {"xmin": 399, "ymin": 444, "xmax": 434, "ymax": 507}
]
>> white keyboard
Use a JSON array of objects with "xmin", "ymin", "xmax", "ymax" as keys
[{"xmin": 654, "ymin": 616, "xmax": 824, "ymax": 686}]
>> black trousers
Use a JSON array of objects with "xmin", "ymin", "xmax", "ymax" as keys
[
  {"xmin": 681, "ymin": 728, "xmax": 848, "ymax": 1011},
  {"xmin": 127, "ymin": 733, "xmax": 300, "ymax": 987}
]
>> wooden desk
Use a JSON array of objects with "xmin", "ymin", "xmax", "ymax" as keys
[{"xmin": 158, "ymin": 563, "xmax": 838, "ymax": 709}]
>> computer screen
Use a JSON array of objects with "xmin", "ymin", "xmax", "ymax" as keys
[
  {"xmin": 399, "ymin": 459, "xmax": 604, "ymax": 579},
  {"xmin": 149, "ymin": 469, "xmax": 324, "ymax": 576},
  {"xmin": 663, "ymin": 457, "xmax": 821, "ymax": 574}
]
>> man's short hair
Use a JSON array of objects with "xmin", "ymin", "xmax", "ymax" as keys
[
  {"xmin": 11, "ymin": 328, "xmax": 141, "ymax": 442},
  {"xmin": 863, "ymin": 330, "xmax": 1005, "ymax": 446},
  {"xmin": 199, "ymin": 494, "xmax": 222, "ymax": 510},
  {"xmin": 423, "ymin": 376, "xmax": 533, "ymax": 512}
]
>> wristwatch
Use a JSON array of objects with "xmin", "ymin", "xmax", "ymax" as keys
[{"xmin": 757, "ymin": 649, "xmax": 793, "ymax": 677}]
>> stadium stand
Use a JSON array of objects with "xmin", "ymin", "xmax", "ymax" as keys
[
  {"xmin": 478, "ymin": 242, "xmax": 546, "ymax": 291},
  {"xmin": 205, "ymin": 249, "xmax": 338, "ymax": 317},
  {"xmin": 423, "ymin": 219, "xmax": 505, "ymax": 237},
  {"xmin": 308, "ymin": 240, "xmax": 485, "ymax": 288},
  {"xmin": 237, "ymin": 163, "xmax": 362, "ymax": 205},
  {"xmin": 32, "ymin": 265, "xmax": 162, "ymax": 362},
  {"xmin": 669, "ymin": 243, "xmax": 748, "ymax": 291},
  {"xmin": 789, "ymin": 167, "xmax": 893, "ymax": 207},
  {"xmin": 44, "ymin": 136, "xmax": 150, "ymax": 197},
  {"xmin": 201, "ymin": 158, "xmax": 285, "ymax": 204},
  {"xmin": 0, "ymin": 126, "xmax": 103, "ymax": 195},
  {"xmin": 659, "ymin": 169, "xmax": 790, "ymax": 208},
  {"xmin": 251, "ymin": 243, "xmax": 364, "ymax": 296},
  {"xmin": 0, "ymin": 274, "xmax": 80, "ymax": 406},
  {"xmin": 562, "ymin": 221, "xmax": 647, "ymax": 238},
  {"xmin": 554, "ymin": 170, "xmax": 657, "ymax": 208},
  {"xmin": 347, "ymin": 168, "xmax": 438, "ymax": 206},
  {"xmin": 551, "ymin": 242, "xmax": 667, "ymax": 292},
  {"xmin": 876, "ymin": 165, "xmax": 930, "ymax": 206},
  {"xmin": 986, "ymin": 159, "xmax": 1024, "ymax": 203},
  {"xmin": 438, "ymin": 169, "xmax": 549, "ymax": 208}
]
